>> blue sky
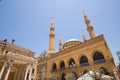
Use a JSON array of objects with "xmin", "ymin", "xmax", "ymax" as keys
[{"xmin": 0, "ymin": 0, "xmax": 120, "ymax": 65}]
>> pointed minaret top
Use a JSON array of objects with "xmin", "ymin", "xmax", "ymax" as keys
[
  {"xmin": 83, "ymin": 11, "xmax": 90, "ymax": 25},
  {"xmin": 50, "ymin": 17, "xmax": 54, "ymax": 29},
  {"xmin": 83, "ymin": 11, "xmax": 96, "ymax": 38},
  {"xmin": 51, "ymin": 17, "xmax": 54, "ymax": 23},
  {"xmin": 82, "ymin": 31, "xmax": 87, "ymax": 42},
  {"xmin": 59, "ymin": 37, "xmax": 62, "ymax": 44},
  {"xmin": 83, "ymin": 10, "xmax": 87, "ymax": 17}
]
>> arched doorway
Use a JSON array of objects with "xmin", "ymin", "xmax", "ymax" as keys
[
  {"xmin": 72, "ymin": 71, "xmax": 77, "ymax": 80},
  {"xmin": 100, "ymin": 67, "xmax": 110, "ymax": 75},
  {"xmin": 61, "ymin": 73, "xmax": 66, "ymax": 80}
]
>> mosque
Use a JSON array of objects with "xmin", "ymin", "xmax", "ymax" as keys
[{"xmin": 0, "ymin": 12, "xmax": 118, "ymax": 80}]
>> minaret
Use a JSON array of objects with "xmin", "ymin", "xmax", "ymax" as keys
[
  {"xmin": 82, "ymin": 31, "xmax": 87, "ymax": 42},
  {"xmin": 83, "ymin": 12, "xmax": 96, "ymax": 38},
  {"xmin": 59, "ymin": 37, "xmax": 63, "ymax": 51},
  {"xmin": 49, "ymin": 17, "xmax": 55, "ymax": 54}
]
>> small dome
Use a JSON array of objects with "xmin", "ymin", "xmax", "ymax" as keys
[{"xmin": 63, "ymin": 38, "xmax": 81, "ymax": 49}]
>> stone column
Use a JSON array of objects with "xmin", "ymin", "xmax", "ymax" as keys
[
  {"xmin": 29, "ymin": 68, "xmax": 32, "ymax": 80},
  {"xmin": 21, "ymin": 65, "xmax": 26, "ymax": 80},
  {"xmin": 24, "ymin": 67, "xmax": 29, "ymax": 80},
  {"xmin": 13, "ymin": 68, "xmax": 18, "ymax": 80},
  {"xmin": 2, "ymin": 50, "xmax": 6, "ymax": 55},
  {"xmin": 4, "ymin": 66, "xmax": 12, "ymax": 80},
  {"xmin": 4, "ymin": 59, "xmax": 13, "ymax": 80},
  {"xmin": 0, "ymin": 62, "xmax": 6, "ymax": 79},
  {"xmin": 18, "ymin": 65, "xmax": 23, "ymax": 80},
  {"xmin": 113, "ymin": 69, "xmax": 120, "ymax": 80}
]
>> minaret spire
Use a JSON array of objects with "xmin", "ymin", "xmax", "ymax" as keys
[
  {"xmin": 59, "ymin": 37, "xmax": 63, "ymax": 51},
  {"xmin": 82, "ymin": 31, "xmax": 87, "ymax": 42},
  {"xmin": 51, "ymin": 17, "xmax": 54, "ymax": 24},
  {"xmin": 83, "ymin": 11, "xmax": 96, "ymax": 38},
  {"xmin": 49, "ymin": 17, "xmax": 55, "ymax": 54}
]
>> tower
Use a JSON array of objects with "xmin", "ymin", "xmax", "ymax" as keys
[
  {"xmin": 59, "ymin": 37, "xmax": 63, "ymax": 51},
  {"xmin": 83, "ymin": 12, "xmax": 96, "ymax": 38},
  {"xmin": 82, "ymin": 31, "xmax": 87, "ymax": 42},
  {"xmin": 49, "ymin": 18, "xmax": 55, "ymax": 54}
]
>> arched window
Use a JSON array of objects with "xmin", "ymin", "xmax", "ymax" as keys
[
  {"xmin": 100, "ymin": 67, "xmax": 110, "ymax": 75},
  {"xmin": 69, "ymin": 58, "xmax": 76, "ymax": 69},
  {"xmin": 52, "ymin": 63, "xmax": 57, "ymax": 72},
  {"xmin": 80, "ymin": 56, "xmax": 89, "ymax": 67},
  {"xmin": 60, "ymin": 61, "xmax": 65, "ymax": 70},
  {"xmin": 93, "ymin": 51, "xmax": 106, "ymax": 64}
]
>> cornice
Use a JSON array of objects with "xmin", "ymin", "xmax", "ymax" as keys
[
  {"xmin": 0, "ymin": 54, "xmax": 34, "ymax": 64},
  {"xmin": 0, "ymin": 40, "xmax": 35, "ymax": 57},
  {"xmin": 49, "ymin": 35, "xmax": 105, "ymax": 59}
]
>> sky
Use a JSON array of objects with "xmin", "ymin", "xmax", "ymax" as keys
[{"xmin": 0, "ymin": 0, "xmax": 120, "ymax": 65}]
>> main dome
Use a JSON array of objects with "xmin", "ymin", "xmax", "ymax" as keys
[
  {"xmin": 66, "ymin": 39, "xmax": 80, "ymax": 42},
  {"xmin": 63, "ymin": 38, "xmax": 81, "ymax": 49}
]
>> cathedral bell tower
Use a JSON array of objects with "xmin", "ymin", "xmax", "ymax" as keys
[
  {"xmin": 83, "ymin": 12, "xmax": 96, "ymax": 38},
  {"xmin": 49, "ymin": 18, "xmax": 55, "ymax": 54}
]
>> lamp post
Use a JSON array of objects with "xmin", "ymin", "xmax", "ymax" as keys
[{"xmin": 41, "ymin": 50, "xmax": 47, "ymax": 80}]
